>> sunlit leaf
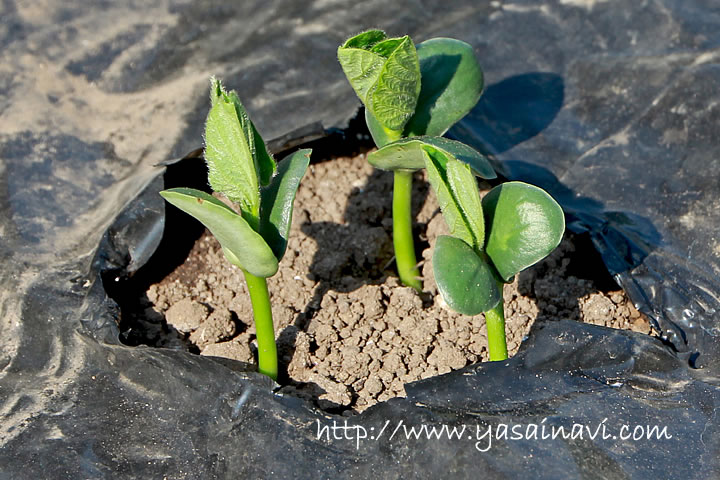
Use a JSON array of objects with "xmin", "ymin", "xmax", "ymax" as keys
[
  {"xmin": 160, "ymin": 188, "xmax": 278, "ymax": 277},
  {"xmin": 337, "ymin": 32, "xmax": 387, "ymax": 102},
  {"xmin": 483, "ymin": 182, "xmax": 565, "ymax": 282},
  {"xmin": 366, "ymin": 35, "xmax": 421, "ymax": 132},
  {"xmin": 338, "ymin": 31, "xmax": 421, "ymax": 135},
  {"xmin": 205, "ymin": 79, "xmax": 260, "ymax": 214}
]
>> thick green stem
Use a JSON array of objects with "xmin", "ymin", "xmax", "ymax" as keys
[
  {"xmin": 393, "ymin": 169, "xmax": 422, "ymax": 291},
  {"xmin": 485, "ymin": 287, "xmax": 508, "ymax": 361},
  {"xmin": 243, "ymin": 270, "xmax": 277, "ymax": 380}
]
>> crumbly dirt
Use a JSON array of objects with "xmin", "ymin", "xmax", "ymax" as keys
[{"xmin": 137, "ymin": 151, "xmax": 654, "ymax": 412}]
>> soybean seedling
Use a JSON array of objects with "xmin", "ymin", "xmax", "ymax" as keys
[
  {"xmin": 338, "ymin": 30, "xmax": 484, "ymax": 291},
  {"xmin": 160, "ymin": 78, "xmax": 311, "ymax": 380},
  {"xmin": 426, "ymin": 151, "xmax": 564, "ymax": 361}
]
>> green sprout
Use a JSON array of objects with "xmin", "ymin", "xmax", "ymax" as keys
[
  {"xmin": 159, "ymin": 78, "xmax": 311, "ymax": 380},
  {"xmin": 428, "ymin": 160, "xmax": 565, "ymax": 361},
  {"xmin": 370, "ymin": 133, "xmax": 564, "ymax": 360},
  {"xmin": 338, "ymin": 30, "xmax": 484, "ymax": 291}
]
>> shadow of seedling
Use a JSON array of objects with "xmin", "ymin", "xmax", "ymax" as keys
[
  {"xmin": 450, "ymin": 71, "xmax": 565, "ymax": 157},
  {"xmin": 505, "ymin": 160, "xmax": 662, "ymax": 322},
  {"xmin": 106, "ymin": 153, "xmax": 210, "ymax": 348},
  {"xmin": 296, "ymin": 166, "xmax": 431, "ymax": 327},
  {"xmin": 452, "ymin": 70, "xmax": 660, "ymax": 276},
  {"xmin": 505, "ymin": 160, "xmax": 662, "ymax": 276},
  {"xmin": 277, "ymin": 161, "xmax": 430, "ymax": 407}
]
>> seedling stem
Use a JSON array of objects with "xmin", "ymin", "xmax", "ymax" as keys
[
  {"xmin": 484, "ymin": 287, "xmax": 508, "ymax": 361},
  {"xmin": 393, "ymin": 169, "xmax": 422, "ymax": 291},
  {"xmin": 243, "ymin": 270, "xmax": 278, "ymax": 379}
]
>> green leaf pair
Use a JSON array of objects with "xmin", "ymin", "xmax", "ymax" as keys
[
  {"xmin": 159, "ymin": 78, "xmax": 310, "ymax": 380},
  {"xmin": 432, "ymin": 178, "xmax": 565, "ymax": 316},
  {"xmin": 339, "ymin": 30, "xmax": 488, "ymax": 293},
  {"xmin": 160, "ymin": 78, "xmax": 311, "ymax": 278},
  {"xmin": 339, "ymin": 31, "xmax": 483, "ymax": 146}
]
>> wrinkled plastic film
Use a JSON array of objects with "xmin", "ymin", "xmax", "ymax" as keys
[{"xmin": 2, "ymin": 1, "xmax": 720, "ymax": 478}]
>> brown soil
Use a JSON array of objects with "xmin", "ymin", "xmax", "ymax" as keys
[{"xmin": 134, "ymin": 150, "xmax": 654, "ymax": 412}]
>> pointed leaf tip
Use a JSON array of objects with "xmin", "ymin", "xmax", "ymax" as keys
[
  {"xmin": 203, "ymin": 78, "xmax": 275, "ymax": 214},
  {"xmin": 204, "ymin": 83, "xmax": 260, "ymax": 212}
]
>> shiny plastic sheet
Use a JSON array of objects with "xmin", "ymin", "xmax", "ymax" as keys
[{"xmin": 1, "ymin": 0, "xmax": 719, "ymax": 478}]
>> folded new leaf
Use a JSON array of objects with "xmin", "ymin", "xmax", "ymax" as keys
[
  {"xmin": 446, "ymin": 157, "xmax": 486, "ymax": 250},
  {"xmin": 205, "ymin": 78, "xmax": 276, "ymax": 217},
  {"xmin": 424, "ymin": 148, "xmax": 483, "ymax": 248},
  {"xmin": 338, "ymin": 30, "xmax": 421, "ymax": 140},
  {"xmin": 363, "ymin": 37, "xmax": 484, "ymax": 146}
]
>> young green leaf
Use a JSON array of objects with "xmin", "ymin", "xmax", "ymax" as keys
[
  {"xmin": 423, "ymin": 148, "xmax": 475, "ymax": 247},
  {"xmin": 433, "ymin": 235, "xmax": 502, "ymax": 315},
  {"xmin": 367, "ymin": 136, "xmax": 496, "ymax": 178},
  {"xmin": 259, "ymin": 148, "xmax": 311, "ymax": 261},
  {"xmin": 226, "ymin": 90, "xmax": 277, "ymax": 188},
  {"xmin": 370, "ymin": 37, "xmax": 404, "ymax": 57},
  {"xmin": 337, "ymin": 32, "xmax": 388, "ymax": 105},
  {"xmin": 366, "ymin": 35, "xmax": 421, "ymax": 132},
  {"xmin": 343, "ymin": 29, "xmax": 387, "ymax": 49},
  {"xmin": 482, "ymin": 181, "xmax": 565, "ymax": 282},
  {"xmin": 159, "ymin": 188, "xmax": 279, "ymax": 278},
  {"xmin": 404, "ymin": 38, "xmax": 484, "ymax": 137},
  {"xmin": 338, "ymin": 31, "xmax": 421, "ymax": 135},
  {"xmin": 205, "ymin": 79, "xmax": 261, "ymax": 215}
]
